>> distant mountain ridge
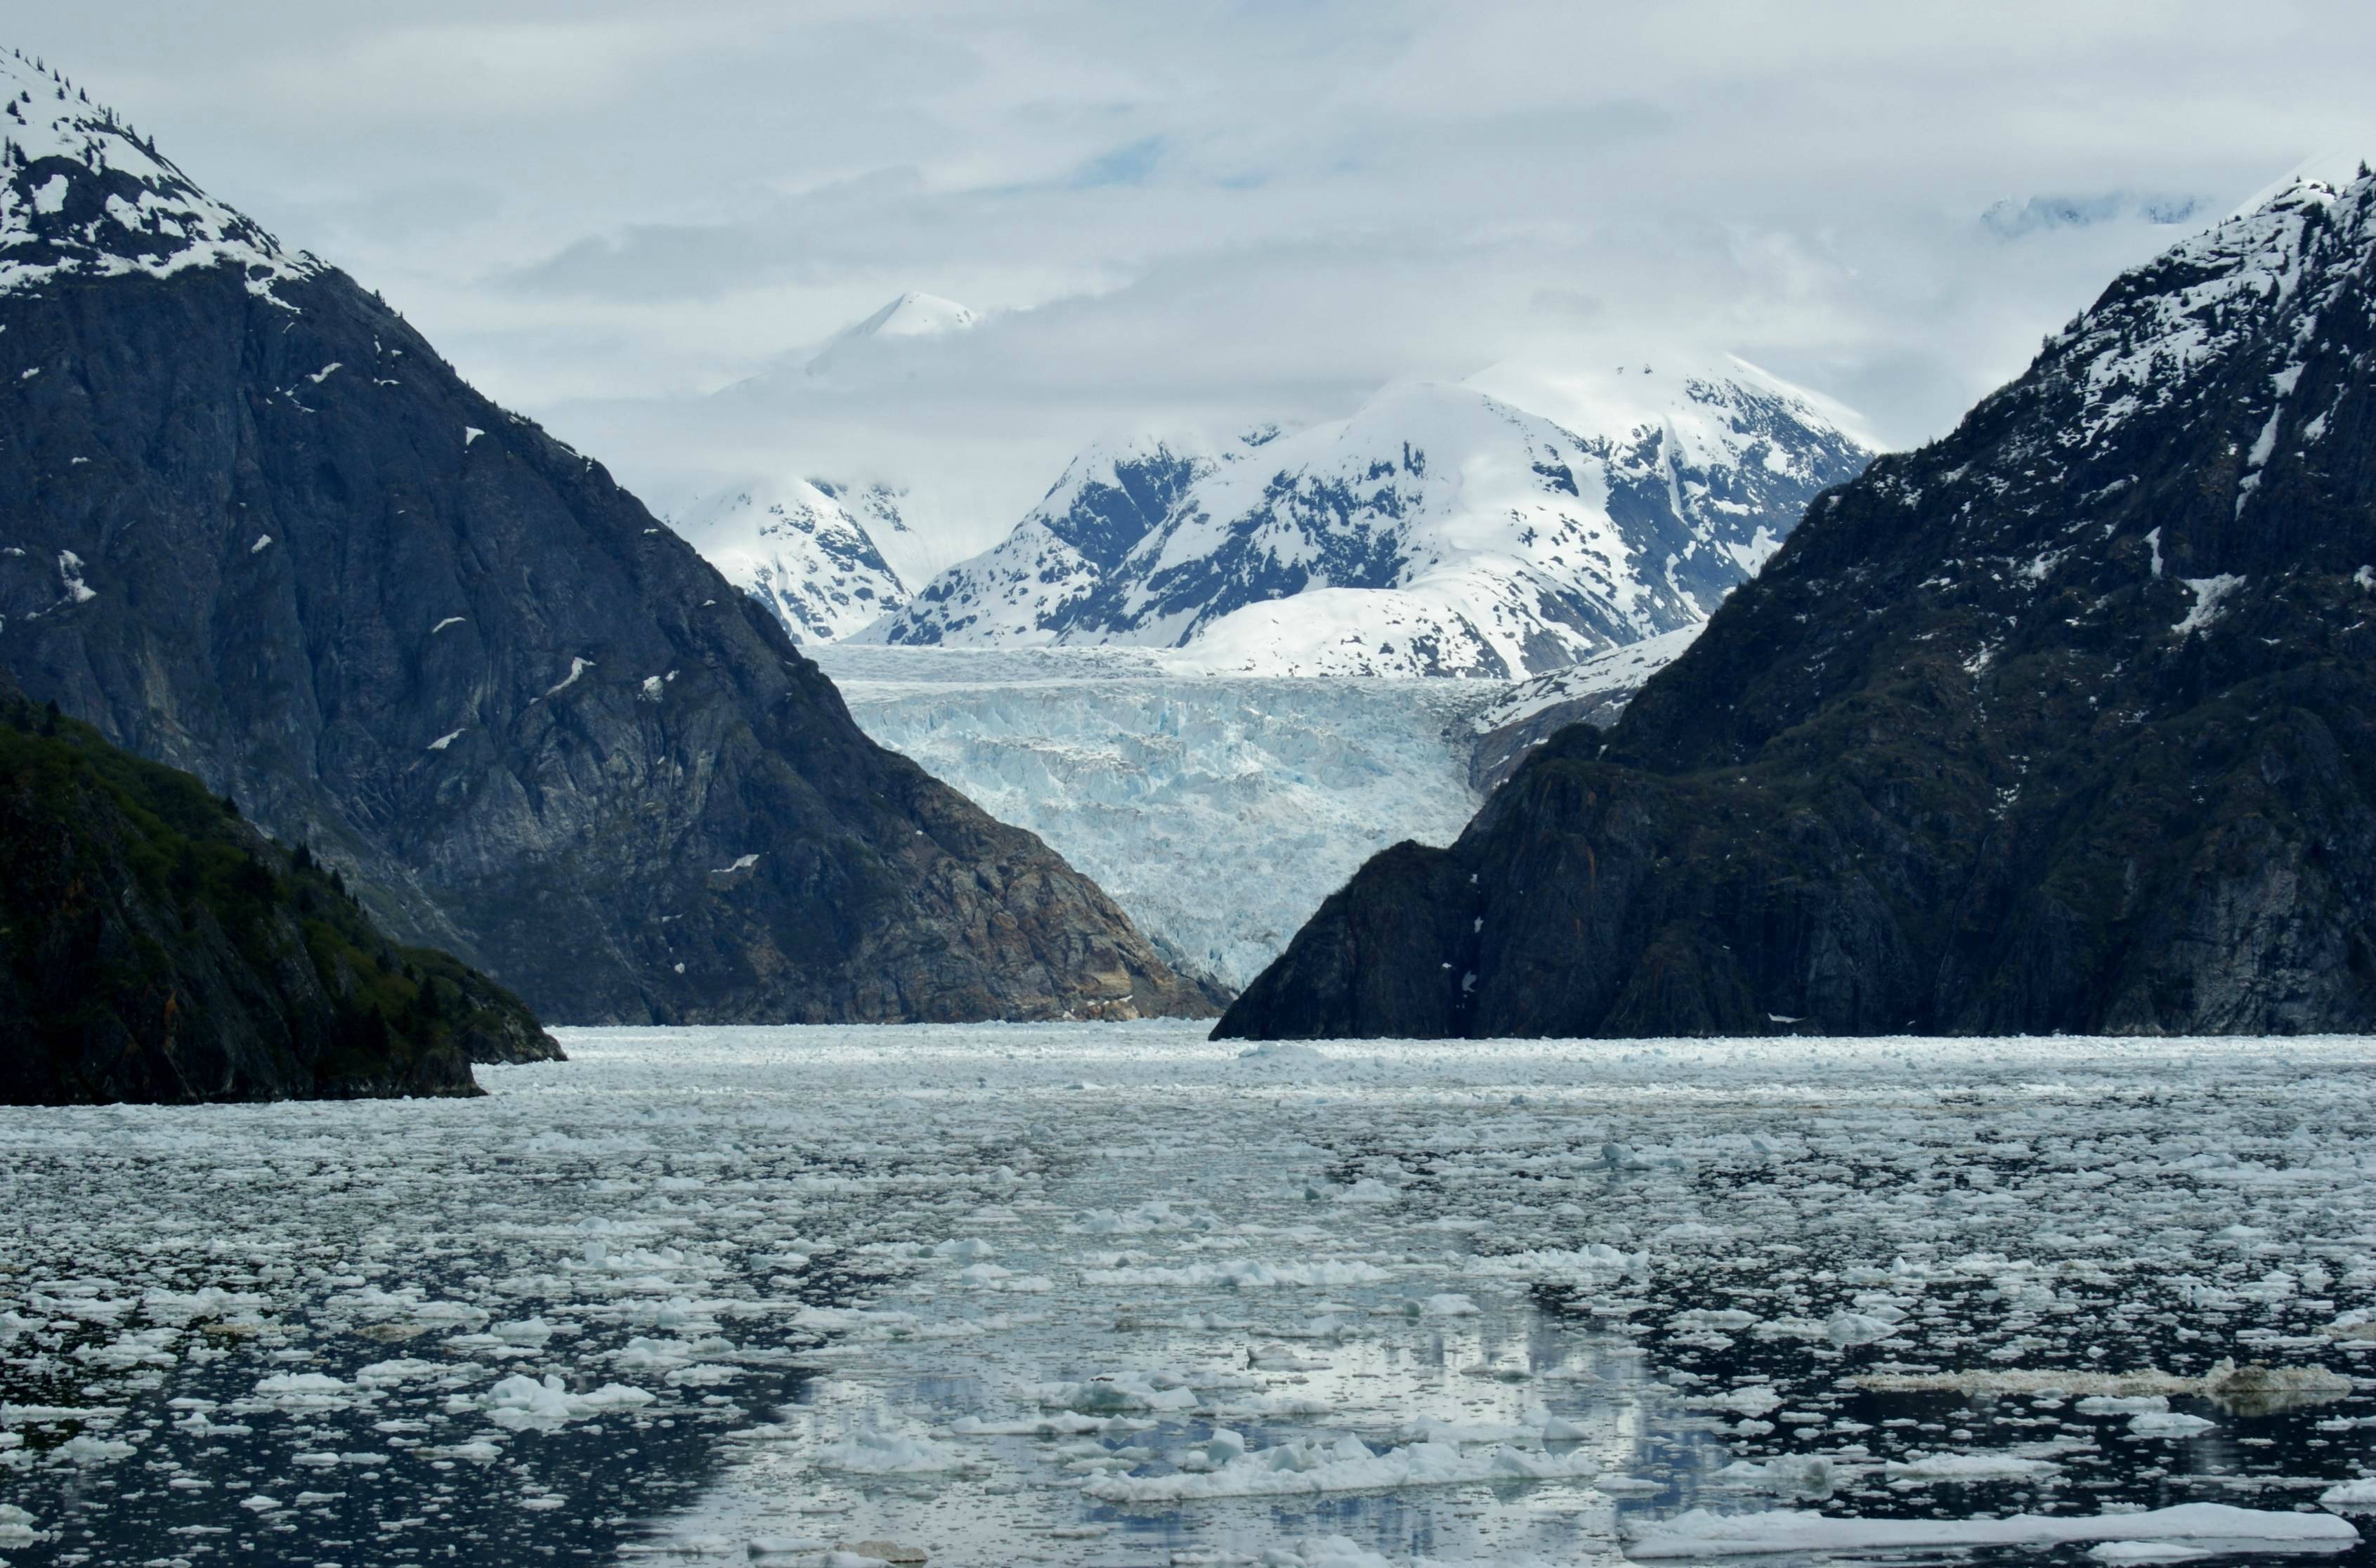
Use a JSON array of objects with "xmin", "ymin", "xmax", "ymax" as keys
[
  {"xmin": 0, "ymin": 50, "xmax": 1215, "ymax": 1027},
  {"xmin": 1220, "ymin": 169, "xmax": 2376, "ymax": 1041},
  {"xmin": 881, "ymin": 357, "xmax": 1874, "ymax": 677}
]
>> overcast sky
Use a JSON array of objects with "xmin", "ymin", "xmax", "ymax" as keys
[{"xmin": 25, "ymin": 2, "xmax": 2376, "ymax": 566}]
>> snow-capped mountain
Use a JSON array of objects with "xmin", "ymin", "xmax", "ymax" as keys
[
  {"xmin": 667, "ymin": 477, "xmax": 910, "ymax": 642},
  {"xmin": 0, "ymin": 48, "xmax": 315, "ymax": 299},
  {"xmin": 796, "ymin": 290, "xmax": 980, "ymax": 379},
  {"xmin": 882, "ymin": 356, "xmax": 1873, "ymax": 677}
]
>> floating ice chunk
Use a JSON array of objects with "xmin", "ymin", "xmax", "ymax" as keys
[
  {"xmin": 1884, "ymin": 1451, "xmax": 2061, "ymax": 1482},
  {"xmin": 55, "ymin": 1434, "xmax": 136, "ymax": 1463},
  {"xmin": 1033, "ymin": 1371, "xmax": 1199, "ymax": 1413},
  {"xmin": 1083, "ymin": 1257, "xmax": 1390, "ymax": 1289},
  {"xmin": 2089, "ymin": 1545, "xmax": 2213, "ymax": 1564},
  {"xmin": 815, "ymin": 1429, "xmax": 965, "ymax": 1474},
  {"xmin": 1081, "ymin": 1432, "xmax": 1598, "ymax": 1502},
  {"xmin": 1697, "ymin": 1385, "xmax": 1784, "ymax": 1416},
  {"xmin": 481, "ymin": 1373, "xmax": 652, "ymax": 1430},
  {"xmin": 1335, "ymin": 1178, "xmax": 1401, "ymax": 1205},
  {"xmin": 1627, "ymin": 1503, "xmax": 2356, "ymax": 1558},
  {"xmin": 2129, "ymin": 1411, "xmax": 2218, "ymax": 1438},
  {"xmin": 2321, "ymin": 1477, "xmax": 2376, "ymax": 1510},
  {"xmin": 932, "ymin": 1237, "xmax": 996, "ymax": 1260},
  {"xmin": 251, "ymin": 1371, "xmax": 360, "ymax": 1409},
  {"xmin": 1826, "ymin": 1310, "xmax": 1897, "ymax": 1346},
  {"xmin": 0, "ymin": 1504, "xmax": 46, "ymax": 1547},
  {"xmin": 2079, "ymin": 1395, "xmax": 2169, "ymax": 1415},
  {"xmin": 1710, "ymin": 1455, "xmax": 1836, "ymax": 1493}
]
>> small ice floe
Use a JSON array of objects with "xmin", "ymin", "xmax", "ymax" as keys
[
  {"xmin": 481, "ymin": 1373, "xmax": 653, "ymax": 1431},
  {"xmin": 1882, "ymin": 1450, "xmax": 2060, "ymax": 1483},
  {"xmin": 1081, "ymin": 1432, "xmax": 1598, "ymax": 1502},
  {"xmin": 2320, "ymin": 1477, "xmax": 2376, "ymax": 1510},
  {"xmin": 814, "ymin": 1429, "xmax": 966, "ymax": 1474},
  {"xmin": 2129, "ymin": 1411, "xmax": 2218, "ymax": 1438},
  {"xmin": 1033, "ymin": 1371, "xmax": 1198, "ymax": 1413},
  {"xmin": 1708, "ymin": 1455, "xmax": 1836, "ymax": 1494},
  {"xmin": 2088, "ymin": 1545, "xmax": 2213, "ymax": 1564},
  {"xmin": 0, "ymin": 1505, "xmax": 48, "ymax": 1548},
  {"xmin": 1626, "ymin": 1503, "xmax": 2357, "ymax": 1558},
  {"xmin": 2078, "ymin": 1394, "xmax": 2169, "ymax": 1415}
]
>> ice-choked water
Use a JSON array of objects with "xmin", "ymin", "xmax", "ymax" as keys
[
  {"xmin": 809, "ymin": 646, "xmax": 1505, "ymax": 989},
  {"xmin": 11, "ymin": 1028, "xmax": 2375, "ymax": 1567}
]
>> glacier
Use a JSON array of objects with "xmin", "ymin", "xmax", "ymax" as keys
[{"xmin": 810, "ymin": 645, "xmax": 1506, "ymax": 990}]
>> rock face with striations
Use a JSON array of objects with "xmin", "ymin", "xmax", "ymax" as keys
[
  {"xmin": 0, "ymin": 52, "xmax": 1215, "ymax": 1026},
  {"xmin": 1220, "ymin": 172, "xmax": 2376, "ymax": 1040},
  {"xmin": 0, "ymin": 677, "xmax": 554, "ymax": 1104}
]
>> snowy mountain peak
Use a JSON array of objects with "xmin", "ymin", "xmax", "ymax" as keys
[
  {"xmin": 856, "ymin": 290, "xmax": 980, "ymax": 339},
  {"xmin": 0, "ymin": 48, "xmax": 315, "ymax": 301},
  {"xmin": 667, "ymin": 476, "xmax": 910, "ymax": 642},
  {"xmin": 2042, "ymin": 166, "xmax": 2375, "ymax": 452},
  {"xmin": 887, "ymin": 355, "xmax": 1873, "ymax": 677},
  {"xmin": 803, "ymin": 290, "xmax": 980, "ymax": 375}
]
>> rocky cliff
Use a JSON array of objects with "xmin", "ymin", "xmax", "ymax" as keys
[
  {"xmin": 0, "ymin": 51, "xmax": 1213, "ymax": 1026},
  {"xmin": 0, "ymin": 678, "xmax": 554, "ymax": 1104},
  {"xmin": 1220, "ymin": 172, "xmax": 2376, "ymax": 1040}
]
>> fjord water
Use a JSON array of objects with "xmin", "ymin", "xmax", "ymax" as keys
[{"xmin": 4, "ymin": 1027, "xmax": 2373, "ymax": 1567}]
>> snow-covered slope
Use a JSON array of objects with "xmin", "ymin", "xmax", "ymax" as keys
[
  {"xmin": 0, "ymin": 49, "xmax": 315, "ymax": 300},
  {"xmin": 811, "ymin": 644, "xmax": 1505, "ymax": 989},
  {"xmin": 667, "ymin": 477, "xmax": 910, "ymax": 642},
  {"xmin": 883, "ymin": 357, "xmax": 1872, "ymax": 677}
]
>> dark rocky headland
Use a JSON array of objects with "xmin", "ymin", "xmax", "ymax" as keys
[{"xmin": 1222, "ymin": 174, "xmax": 2376, "ymax": 1040}]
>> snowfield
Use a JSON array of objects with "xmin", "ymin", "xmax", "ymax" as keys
[
  {"xmin": 812, "ymin": 645, "xmax": 1502, "ymax": 988},
  {"xmin": 6, "ymin": 1028, "xmax": 2375, "ymax": 1566}
]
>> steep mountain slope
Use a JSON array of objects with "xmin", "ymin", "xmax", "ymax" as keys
[
  {"xmin": 884, "ymin": 362, "xmax": 1871, "ymax": 677},
  {"xmin": 667, "ymin": 476, "xmax": 910, "ymax": 641},
  {"xmin": 0, "ymin": 51, "xmax": 1212, "ymax": 1026},
  {"xmin": 1220, "ymin": 171, "xmax": 2376, "ymax": 1040},
  {"xmin": 0, "ymin": 677, "xmax": 553, "ymax": 1104},
  {"xmin": 814, "ymin": 644, "xmax": 1499, "ymax": 990},
  {"xmin": 1466, "ymin": 626, "xmax": 1697, "ymax": 792}
]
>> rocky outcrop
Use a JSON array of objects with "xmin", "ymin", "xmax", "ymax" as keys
[
  {"xmin": 0, "ymin": 679, "xmax": 554, "ymax": 1104},
  {"xmin": 0, "ymin": 52, "xmax": 1213, "ymax": 1026},
  {"xmin": 1220, "ymin": 174, "xmax": 2376, "ymax": 1040}
]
